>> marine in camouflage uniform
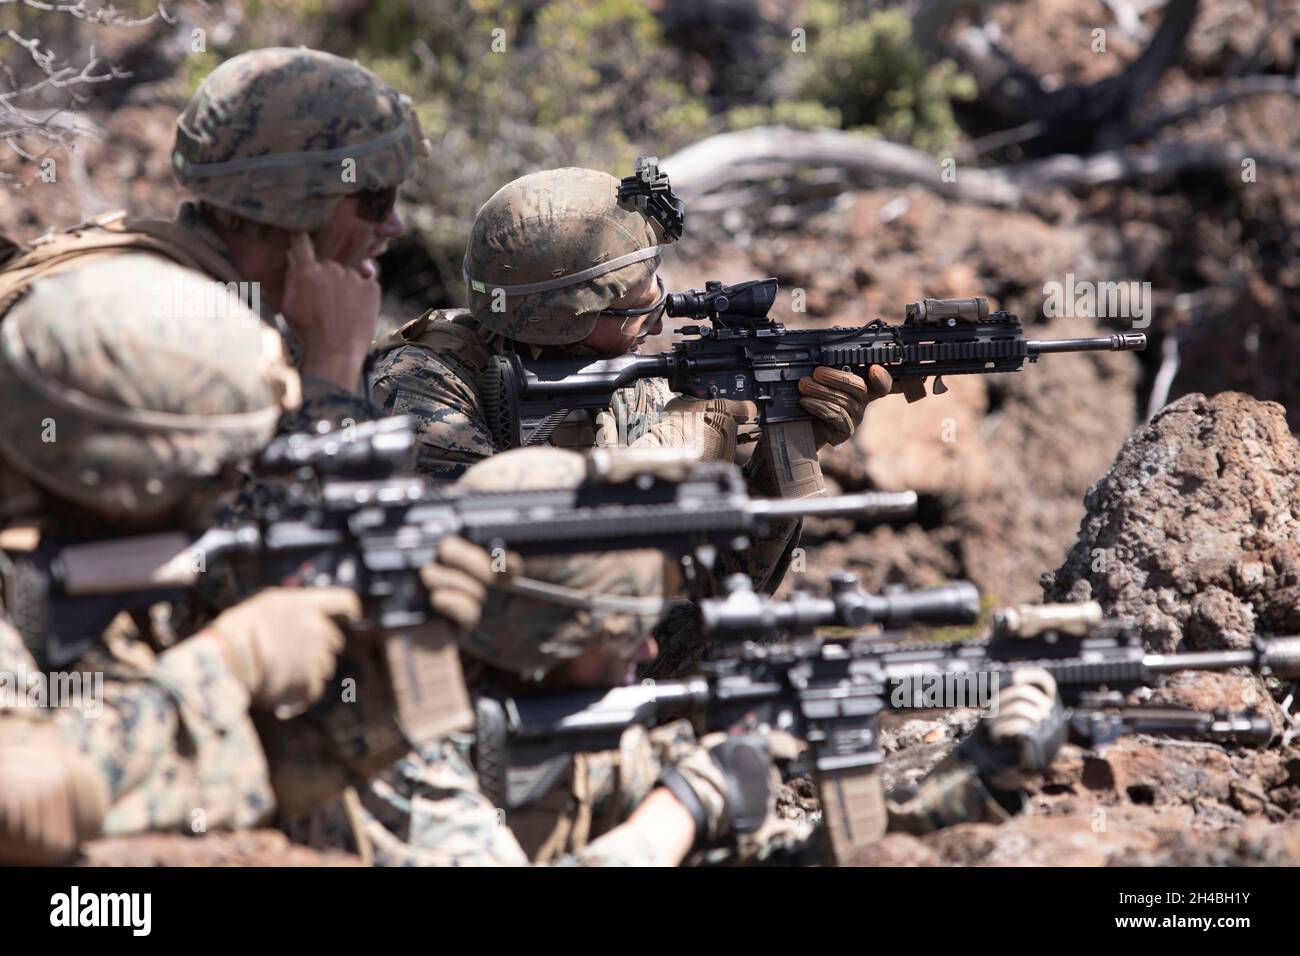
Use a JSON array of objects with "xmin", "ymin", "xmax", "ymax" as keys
[
  {"xmin": 0, "ymin": 257, "xmax": 495, "ymax": 864},
  {"xmin": 356, "ymin": 447, "xmax": 778, "ymax": 866},
  {"xmin": 370, "ymin": 168, "xmax": 684, "ymax": 480},
  {"xmin": 0, "ymin": 49, "xmax": 460, "ymax": 864},
  {"xmin": 0, "ymin": 258, "xmax": 295, "ymax": 862},
  {"xmin": 370, "ymin": 166, "xmax": 897, "ymax": 675},
  {"xmin": 356, "ymin": 448, "xmax": 1068, "ymax": 866},
  {"xmin": 0, "ymin": 46, "xmax": 427, "ymax": 430}
]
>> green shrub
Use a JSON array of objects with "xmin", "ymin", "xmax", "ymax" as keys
[
  {"xmin": 352, "ymin": 0, "xmax": 711, "ymax": 297},
  {"xmin": 797, "ymin": 6, "xmax": 974, "ymax": 151}
]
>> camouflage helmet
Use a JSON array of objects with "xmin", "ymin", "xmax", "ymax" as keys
[
  {"xmin": 173, "ymin": 47, "xmax": 428, "ymax": 231},
  {"xmin": 452, "ymin": 447, "xmax": 669, "ymax": 680},
  {"xmin": 464, "ymin": 167, "xmax": 668, "ymax": 345},
  {"xmin": 0, "ymin": 255, "xmax": 300, "ymax": 521}
]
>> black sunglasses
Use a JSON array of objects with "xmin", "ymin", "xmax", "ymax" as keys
[{"xmin": 356, "ymin": 186, "xmax": 398, "ymax": 223}]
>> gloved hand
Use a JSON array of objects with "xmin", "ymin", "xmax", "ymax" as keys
[
  {"xmin": 725, "ymin": 730, "xmax": 816, "ymax": 865},
  {"xmin": 419, "ymin": 536, "xmax": 518, "ymax": 634},
  {"xmin": 651, "ymin": 397, "xmax": 758, "ymax": 462},
  {"xmin": 960, "ymin": 668, "xmax": 1068, "ymax": 793},
  {"xmin": 656, "ymin": 731, "xmax": 776, "ymax": 844},
  {"xmin": 0, "ymin": 721, "xmax": 109, "ymax": 865},
  {"xmin": 207, "ymin": 586, "xmax": 359, "ymax": 717},
  {"xmin": 798, "ymin": 365, "xmax": 893, "ymax": 447},
  {"xmin": 662, "ymin": 397, "xmax": 757, "ymax": 425}
]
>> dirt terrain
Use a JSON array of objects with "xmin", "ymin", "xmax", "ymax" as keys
[{"xmin": 851, "ymin": 728, "xmax": 1300, "ymax": 866}]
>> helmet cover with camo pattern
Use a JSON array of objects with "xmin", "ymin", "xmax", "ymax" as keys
[
  {"xmin": 0, "ymin": 254, "xmax": 299, "ymax": 520},
  {"xmin": 173, "ymin": 47, "xmax": 427, "ymax": 231},
  {"xmin": 452, "ymin": 447, "xmax": 667, "ymax": 679},
  {"xmin": 464, "ymin": 167, "xmax": 666, "ymax": 346}
]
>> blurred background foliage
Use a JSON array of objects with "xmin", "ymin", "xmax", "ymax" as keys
[
  {"xmin": 150, "ymin": 0, "xmax": 976, "ymax": 305},
  {"xmin": 793, "ymin": 4, "xmax": 976, "ymax": 151}
]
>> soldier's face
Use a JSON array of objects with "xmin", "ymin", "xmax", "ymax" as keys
[
  {"xmin": 562, "ymin": 635, "xmax": 659, "ymax": 687},
  {"xmin": 315, "ymin": 192, "xmax": 404, "ymax": 279},
  {"xmin": 579, "ymin": 271, "xmax": 665, "ymax": 356}
]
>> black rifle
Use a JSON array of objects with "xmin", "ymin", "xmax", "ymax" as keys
[
  {"xmin": 473, "ymin": 580, "xmax": 1297, "ymax": 861},
  {"xmin": 479, "ymin": 286, "xmax": 1146, "ymax": 496},
  {"xmin": 9, "ymin": 417, "xmax": 917, "ymax": 669}
]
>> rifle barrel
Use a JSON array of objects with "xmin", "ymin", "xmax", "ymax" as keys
[
  {"xmin": 751, "ymin": 490, "xmax": 918, "ymax": 521},
  {"xmin": 1144, "ymin": 638, "xmax": 1300, "ymax": 679},
  {"xmin": 1142, "ymin": 649, "xmax": 1257, "ymax": 674},
  {"xmin": 1027, "ymin": 332, "xmax": 1147, "ymax": 354}
]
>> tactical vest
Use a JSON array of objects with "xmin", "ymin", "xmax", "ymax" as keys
[{"xmin": 378, "ymin": 310, "xmax": 667, "ymax": 450}]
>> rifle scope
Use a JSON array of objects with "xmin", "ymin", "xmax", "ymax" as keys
[
  {"xmin": 699, "ymin": 574, "xmax": 981, "ymax": 636},
  {"xmin": 667, "ymin": 279, "xmax": 778, "ymax": 320}
]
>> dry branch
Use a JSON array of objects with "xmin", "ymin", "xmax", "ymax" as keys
[
  {"xmin": 0, "ymin": 2, "xmax": 171, "ymax": 181},
  {"xmin": 661, "ymin": 125, "xmax": 1299, "ymax": 211}
]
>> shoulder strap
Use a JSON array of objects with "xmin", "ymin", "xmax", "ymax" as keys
[
  {"xmin": 0, "ymin": 211, "xmax": 241, "ymax": 319},
  {"xmin": 114, "ymin": 215, "xmax": 242, "ymax": 283}
]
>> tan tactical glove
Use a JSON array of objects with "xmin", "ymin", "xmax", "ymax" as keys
[
  {"xmin": 645, "ymin": 398, "xmax": 757, "ymax": 462},
  {"xmin": 207, "ymin": 586, "xmax": 358, "ymax": 717},
  {"xmin": 419, "ymin": 536, "xmax": 518, "ymax": 635},
  {"xmin": 0, "ymin": 721, "xmax": 109, "ymax": 865},
  {"xmin": 656, "ymin": 731, "xmax": 776, "ymax": 845},
  {"xmin": 797, "ymin": 365, "xmax": 893, "ymax": 447},
  {"xmin": 961, "ymin": 668, "xmax": 1068, "ymax": 793}
]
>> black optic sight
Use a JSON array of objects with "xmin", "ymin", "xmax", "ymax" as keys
[
  {"xmin": 666, "ymin": 279, "xmax": 779, "ymax": 321},
  {"xmin": 618, "ymin": 156, "xmax": 685, "ymax": 242}
]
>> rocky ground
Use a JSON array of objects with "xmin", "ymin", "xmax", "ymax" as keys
[
  {"xmin": 1044, "ymin": 391, "xmax": 1300, "ymax": 652},
  {"xmin": 847, "ymin": 722, "xmax": 1300, "ymax": 866},
  {"xmin": 796, "ymin": 391, "xmax": 1300, "ymax": 866}
]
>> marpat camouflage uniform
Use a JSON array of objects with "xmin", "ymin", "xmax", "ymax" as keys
[
  {"xmin": 358, "ymin": 722, "xmax": 745, "ymax": 867},
  {"xmin": 0, "ymin": 48, "xmax": 451, "ymax": 858},
  {"xmin": 371, "ymin": 310, "xmax": 673, "ymax": 481},
  {"xmin": 0, "ymin": 256, "xmax": 295, "ymax": 844},
  {"xmin": 355, "ymin": 713, "xmax": 1012, "ymax": 866},
  {"xmin": 58, "ymin": 636, "xmax": 275, "ymax": 835}
]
